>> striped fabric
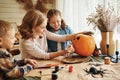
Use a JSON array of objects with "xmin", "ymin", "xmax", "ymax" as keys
[{"xmin": 0, "ymin": 51, "xmax": 33, "ymax": 79}]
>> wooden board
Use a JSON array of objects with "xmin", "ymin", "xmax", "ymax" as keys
[{"xmin": 62, "ymin": 53, "xmax": 90, "ymax": 64}]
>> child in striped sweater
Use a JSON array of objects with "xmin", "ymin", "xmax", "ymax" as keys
[{"xmin": 0, "ymin": 20, "xmax": 38, "ymax": 80}]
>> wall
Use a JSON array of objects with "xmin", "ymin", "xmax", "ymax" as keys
[
  {"xmin": 0, "ymin": 0, "xmax": 26, "ymax": 25},
  {"xmin": 0, "ymin": 0, "xmax": 56, "ymax": 25}
]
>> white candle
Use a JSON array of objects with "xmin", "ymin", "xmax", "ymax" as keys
[
  {"xmin": 116, "ymin": 39, "xmax": 118, "ymax": 51},
  {"xmin": 106, "ymin": 32, "xmax": 109, "ymax": 44}
]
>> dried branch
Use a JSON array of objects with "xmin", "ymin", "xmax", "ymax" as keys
[{"xmin": 87, "ymin": 4, "xmax": 120, "ymax": 32}]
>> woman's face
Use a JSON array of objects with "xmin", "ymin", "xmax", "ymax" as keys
[
  {"xmin": 1, "ymin": 28, "xmax": 16, "ymax": 49},
  {"xmin": 34, "ymin": 19, "xmax": 47, "ymax": 37},
  {"xmin": 49, "ymin": 14, "xmax": 61, "ymax": 31}
]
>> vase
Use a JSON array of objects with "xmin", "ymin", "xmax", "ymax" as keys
[{"xmin": 100, "ymin": 32, "xmax": 115, "ymax": 56}]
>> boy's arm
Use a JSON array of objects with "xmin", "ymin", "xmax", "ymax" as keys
[
  {"xmin": 16, "ymin": 59, "xmax": 26, "ymax": 66},
  {"xmin": 5, "ymin": 64, "xmax": 33, "ymax": 79}
]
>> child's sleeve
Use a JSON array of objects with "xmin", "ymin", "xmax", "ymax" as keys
[
  {"xmin": 15, "ymin": 59, "xmax": 26, "ymax": 66},
  {"xmin": 5, "ymin": 64, "xmax": 33, "ymax": 79},
  {"xmin": 0, "ymin": 59, "xmax": 33, "ymax": 79}
]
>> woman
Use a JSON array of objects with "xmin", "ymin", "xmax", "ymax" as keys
[
  {"xmin": 19, "ymin": 9, "xmax": 85, "ymax": 60},
  {"xmin": 46, "ymin": 9, "xmax": 73, "ymax": 52}
]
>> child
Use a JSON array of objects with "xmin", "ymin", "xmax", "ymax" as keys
[
  {"xmin": 46, "ymin": 9, "xmax": 73, "ymax": 52},
  {"xmin": 0, "ymin": 20, "xmax": 38, "ymax": 80}
]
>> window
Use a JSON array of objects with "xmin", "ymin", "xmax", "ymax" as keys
[{"xmin": 56, "ymin": 0, "xmax": 120, "ymax": 51}]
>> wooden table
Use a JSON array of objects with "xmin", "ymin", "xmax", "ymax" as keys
[{"xmin": 25, "ymin": 56, "xmax": 120, "ymax": 80}]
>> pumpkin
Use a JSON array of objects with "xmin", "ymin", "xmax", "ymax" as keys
[{"xmin": 72, "ymin": 34, "xmax": 95, "ymax": 57}]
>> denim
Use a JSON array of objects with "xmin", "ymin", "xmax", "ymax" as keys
[{"xmin": 47, "ymin": 26, "xmax": 73, "ymax": 52}]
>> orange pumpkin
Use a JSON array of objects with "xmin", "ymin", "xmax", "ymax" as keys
[{"xmin": 72, "ymin": 34, "xmax": 95, "ymax": 57}]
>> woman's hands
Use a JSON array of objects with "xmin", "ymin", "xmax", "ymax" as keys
[
  {"xmin": 25, "ymin": 58, "xmax": 38, "ymax": 68},
  {"xmin": 65, "ymin": 44, "xmax": 75, "ymax": 53}
]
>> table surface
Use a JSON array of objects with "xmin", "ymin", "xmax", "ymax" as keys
[{"xmin": 25, "ymin": 56, "xmax": 120, "ymax": 80}]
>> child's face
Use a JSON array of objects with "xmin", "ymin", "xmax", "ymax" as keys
[
  {"xmin": 34, "ymin": 19, "xmax": 47, "ymax": 37},
  {"xmin": 49, "ymin": 14, "xmax": 61, "ymax": 31},
  {"xmin": 1, "ymin": 28, "xmax": 16, "ymax": 49}
]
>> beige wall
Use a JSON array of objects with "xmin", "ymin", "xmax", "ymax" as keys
[
  {"xmin": 0, "ymin": 0, "xmax": 56, "ymax": 25},
  {"xmin": 0, "ymin": 0, "xmax": 27, "ymax": 25}
]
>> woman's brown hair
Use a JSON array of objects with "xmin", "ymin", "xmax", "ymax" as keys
[
  {"xmin": 46, "ymin": 9, "xmax": 66, "ymax": 29},
  {"xmin": 19, "ymin": 9, "xmax": 46, "ymax": 39}
]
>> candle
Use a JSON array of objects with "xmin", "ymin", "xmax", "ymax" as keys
[
  {"xmin": 106, "ymin": 32, "xmax": 109, "ymax": 44},
  {"xmin": 104, "ymin": 57, "xmax": 111, "ymax": 64},
  {"xmin": 116, "ymin": 39, "xmax": 118, "ymax": 51}
]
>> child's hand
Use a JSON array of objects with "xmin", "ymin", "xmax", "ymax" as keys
[
  {"xmin": 65, "ymin": 44, "xmax": 75, "ymax": 53},
  {"xmin": 77, "ymin": 31, "xmax": 94, "ymax": 36},
  {"xmin": 82, "ymin": 31, "xmax": 94, "ymax": 35},
  {"xmin": 25, "ymin": 58, "xmax": 38, "ymax": 69},
  {"xmin": 74, "ymin": 31, "xmax": 94, "ymax": 40}
]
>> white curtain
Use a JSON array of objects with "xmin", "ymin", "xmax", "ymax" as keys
[
  {"xmin": 56, "ymin": 0, "xmax": 119, "ymax": 48},
  {"xmin": 56, "ymin": 0, "xmax": 105, "ymax": 32}
]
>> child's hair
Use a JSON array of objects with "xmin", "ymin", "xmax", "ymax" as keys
[
  {"xmin": 0, "ymin": 20, "xmax": 13, "ymax": 48},
  {"xmin": 46, "ymin": 9, "xmax": 66, "ymax": 29},
  {"xmin": 0, "ymin": 20, "xmax": 12, "ymax": 37},
  {"xmin": 19, "ymin": 9, "xmax": 47, "ymax": 39}
]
